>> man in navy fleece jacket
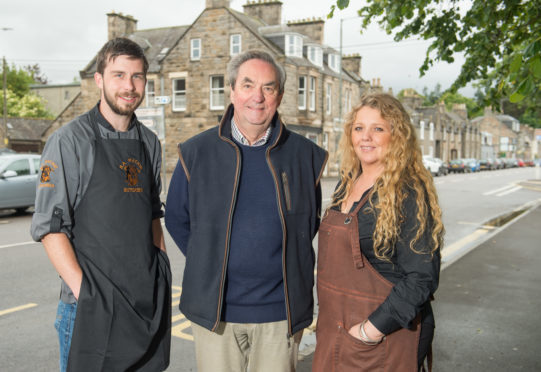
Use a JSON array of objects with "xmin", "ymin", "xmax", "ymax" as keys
[{"xmin": 165, "ymin": 50, "xmax": 327, "ymax": 372}]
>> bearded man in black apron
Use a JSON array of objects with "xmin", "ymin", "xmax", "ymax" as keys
[{"xmin": 31, "ymin": 38, "xmax": 171, "ymax": 372}]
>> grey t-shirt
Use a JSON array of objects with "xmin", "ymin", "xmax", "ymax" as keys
[{"xmin": 31, "ymin": 103, "xmax": 163, "ymax": 302}]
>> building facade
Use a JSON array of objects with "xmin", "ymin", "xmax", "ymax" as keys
[
  {"xmin": 30, "ymin": 83, "xmax": 80, "ymax": 117},
  {"xmin": 400, "ymin": 89, "xmax": 481, "ymax": 162},
  {"xmin": 45, "ymin": 0, "xmax": 369, "ymax": 176},
  {"xmin": 473, "ymin": 108, "xmax": 521, "ymax": 159}
]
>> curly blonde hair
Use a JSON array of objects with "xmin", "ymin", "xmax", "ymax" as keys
[{"xmin": 329, "ymin": 93, "xmax": 444, "ymax": 260}]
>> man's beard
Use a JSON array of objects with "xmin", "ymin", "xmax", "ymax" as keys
[{"xmin": 103, "ymin": 86, "xmax": 144, "ymax": 116}]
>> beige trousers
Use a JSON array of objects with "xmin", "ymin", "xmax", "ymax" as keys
[{"xmin": 191, "ymin": 320, "xmax": 303, "ymax": 372}]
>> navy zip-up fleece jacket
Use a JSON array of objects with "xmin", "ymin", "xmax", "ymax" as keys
[{"xmin": 165, "ymin": 105, "xmax": 328, "ymax": 335}]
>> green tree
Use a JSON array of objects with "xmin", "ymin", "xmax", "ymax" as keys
[
  {"xmin": 399, "ymin": 86, "xmax": 482, "ymax": 118},
  {"xmin": 502, "ymin": 98, "xmax": 541, "ymax": 128},
  {"xmin": 422, "ymin": 83, "xmax": 442, "ymax": 106},
  {"xmin": 0, "ymin": 89, "xmax": 53, "ymax": 119},
  {"xmin": 4, "ymin": 63, "xmax": 35, "ymax": 97},
  {"xmin": 329, "ymin": 0, "xmax": 541, "ymax": 106},
  {"xmin": 440, "ymin": 91, "xmax": 482, "ymax": 118},
  {"xmin": 1, "ymin": 63, "xmax": 53, "ymax": 118}
]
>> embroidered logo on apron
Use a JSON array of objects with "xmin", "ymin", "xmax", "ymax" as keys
[{"xmin": 119, "ymin": 158, "xmax": 143, "ymax": 192}]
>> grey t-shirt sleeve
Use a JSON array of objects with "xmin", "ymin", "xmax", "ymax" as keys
[
  {"xmin": 140, "ymin": 125, "xmax": 164, "ymax": 219},
  {"xmin": 30, "ymin": 129, "xmax": 80, "ymax": 241}
]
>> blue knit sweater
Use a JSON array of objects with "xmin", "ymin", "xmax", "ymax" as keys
[{"xmin": 221, "ymin": 141, "xmax": 286, "ymax": 323}]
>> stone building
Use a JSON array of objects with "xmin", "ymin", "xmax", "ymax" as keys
[
  {"xmin": 45, "ymin": 0, "xmax": 369, "ymax": 176},
  {"xmin": 399, "ymin": 89, "xmax": 481, "ymax": 162},
  {"xmin": 30, "ymin": 83, "xmax": 81, "ymax": 117},
  {"xmin": 472, "ymin": 108, "xmax": 519, "ymax": 159}
]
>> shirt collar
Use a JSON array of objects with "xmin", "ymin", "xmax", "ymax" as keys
[{"xmin": 231, "ymin": 118, "xmax": 272, "ymax": 147}]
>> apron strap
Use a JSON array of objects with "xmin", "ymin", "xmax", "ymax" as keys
[
  {"xmin": 348, "ymin": 193, "xmax": 370, "ymax": 269},
  {"xmin": 88, "ymin": 109, "xmax": 147, "ymax": 162}
]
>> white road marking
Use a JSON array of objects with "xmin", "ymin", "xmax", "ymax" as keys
[
  {"xmin": 0, "ymin": 241, "xmax": 39, "ymax": 250},
  {"xmin": 483, "ymin": 183, "xmax": 517, "ymax": 196},
  {"xmin": 496, "ymin": 186, "xmax": 522, "ymax": 197}
]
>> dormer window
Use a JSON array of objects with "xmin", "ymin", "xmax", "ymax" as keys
[
  {"xmin": 328, "ymin": 53, "xmax": 340, "ymax": 73},
  {"xmin": 285, "ymin": 34, "xmax": 303, "ymax": 58},
  {"xmin": 307, "ymin": 46, "xmax": 323, "ymax": 67}
]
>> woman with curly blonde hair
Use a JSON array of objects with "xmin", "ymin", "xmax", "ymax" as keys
[{"xmin": 313, "ymin": 93, "xmax": 444, "ymax": 372}]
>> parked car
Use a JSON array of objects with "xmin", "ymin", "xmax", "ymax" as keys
[
  {"xmin": 464, "ymin": 158, "xmax": 480, "ymax": 172},
  {"xmin": 492, "ymin": 158, "xmax": 504, "ymax": 169},
  {"xmin": 434, "ymin": 157, "xmax": 448, "ymax": 176},
  {"xmin": 0, "ymin": 154, "xmax": 41, "ymax": 212},
  {"xmin": 524, "ymin": 159, "xmax": 535, "ymax": 167},
  {"xmin": 479, "ymin": 159, "xmax": 494, "ymax": 171},
  {"xmin": 0, "ymin": 147, "xmax": 16, "ymax": 155},
  {"xmin": 517, "ymin": 158, "xmax": 525, "ymax": 167},
  {"xmin": 505, "ymin": 158, "xmax": 519, "ymax": 168},
  {"xmin": 449, "ymin": 159, "xmax": 467, "ymax": 173},
  {"xmin": 422, "ymin": 155, "xmax": 445, "ymax": 176}
]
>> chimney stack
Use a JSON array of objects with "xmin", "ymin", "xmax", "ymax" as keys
[
  {"xmin": 287, "ymin": 17, "xmax": 325, "ymax": 44},
  {"xmin": 341, "ymin": 54, "xmax": 362, "ymax": 76},
  {"xmin": 107, "ymin": 12, "xmax": 137, "ymax": 40},
  {"xmin": 243, "ymin": 0, "xmax": 283, "ymax": 25},
  {"xmin": 453, "ymin": 103, "xmax": 468, "ymax": 120},
  {"xmin": 206, "ymin": 0, "xmax": 231, "ymax": 8}
]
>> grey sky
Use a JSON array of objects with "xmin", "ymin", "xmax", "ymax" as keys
[{"xmin": 0, "ymin": 0, "xmax": 473, "ymax": 96}]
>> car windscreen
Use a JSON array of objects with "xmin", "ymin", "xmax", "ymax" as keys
[{"xmin": 0, "ymin": 158, "xmax": 9, "ymax": 170}]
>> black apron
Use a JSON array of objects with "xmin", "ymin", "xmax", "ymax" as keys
[{"xmin": 67, "ymin": 114, "xmax": 171, "ymax": 371}]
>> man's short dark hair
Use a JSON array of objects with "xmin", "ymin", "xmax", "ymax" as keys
[{"xmin": 96, "ymin": 37, "xmax": 149, "ymax": 75}]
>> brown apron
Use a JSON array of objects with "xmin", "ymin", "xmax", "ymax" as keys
[{"xmin": 313, "ymin": 196, "xmax": 421, "ymax": 372}]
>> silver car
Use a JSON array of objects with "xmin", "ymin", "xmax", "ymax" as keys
[{"xmin": 0, "ymin": 153, "xmax": 41, "ymax": 212}]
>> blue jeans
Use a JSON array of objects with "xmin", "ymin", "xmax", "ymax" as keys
[{"xmin": 54, "ymin": 300, "xmax": 77, "ymax": 372}]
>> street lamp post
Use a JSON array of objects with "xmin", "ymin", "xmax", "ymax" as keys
[
  {"xmin": 2, "ymin": 56, "xmax": 7, "ymax": 147},
  {"xmin": 337, "ymin": 16, "xmax": 359, "ymax": 128},
  {"xmin": 1, "ymin": 27, "xmax": 13, "ymax": 148}
]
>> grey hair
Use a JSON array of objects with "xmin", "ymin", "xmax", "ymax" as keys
[{"xmin": 227, "ymin": 50, "xmax": 286, "ymax": 94}]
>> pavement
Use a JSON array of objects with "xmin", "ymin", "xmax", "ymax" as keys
[{"xmin": 296, "ymin": 197, "xmax": 541, "ymax": 371}]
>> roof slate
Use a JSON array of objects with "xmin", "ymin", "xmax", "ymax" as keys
[
  {"xmin": 81, "ymin": 25, "xmax": 189, "ymax": 77},
  {"xmin": 7, "ymin": 118, "xmax": 53, "ymax": 141}
]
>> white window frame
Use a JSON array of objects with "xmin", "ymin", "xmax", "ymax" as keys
[
  {"xmin": 308, "ymin": 46, "xmax": 323, "ymax": 67},
  {"xmin": 323, "ymin": 132, "xmax": 329, "ymax": 150},
  {"xmin": 298, "ymin": 76, "xmax": 306, "ymax": 110},
  {"xmin": 230, "ymin": 34, "xmax": 241, "ymax": 56},
  {"xmin": 285, "ymin": 34, "xmax": 303, "ymax": 58},
  {"xmin": 420, "ymin": 120, "xmax": 425, "ymax": 140},
  {"xmin": 145, "ymin": 79, "xmax": 155, "ymax": 107},
  {"xmin": 172, "ymin": 78, "xmax": 186, "ymax": 111},
  {"xmin": 344, "ymin": 88, "xmax": 351, "ymax": 113},
  {"xmin": 326, "ymin": 83, "xmax": 332, "ymax": 115},
  {"xmin": 309, "ymin": 76, "xmax": 316, "ymax": 111},
  {"xmin": 210, "ymin": 75, "xmax": 225, "ymax": 110},
  {"xmin": 191, "ymin": 38, "xmax": 201, "ymax": 61},
  {"xmin": 328, "ymin": 53, "xmax": 340, "ymax": 73}
]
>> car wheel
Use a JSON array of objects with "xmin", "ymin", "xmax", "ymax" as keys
[{"xmin": 15, "ymin": 207, "xmax": 28, "ymax": 214}]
